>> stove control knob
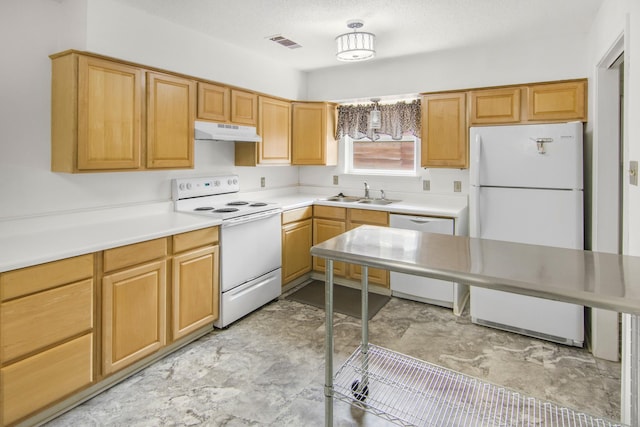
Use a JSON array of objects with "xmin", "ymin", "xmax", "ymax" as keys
[
  {"xmin": 227, "ymin": 178, "xmax": 233, "ymax": 185},
  {"xmin": 214, "ymin": 180, "xmax": 220, "ymax": 187},
  {"xmin": 186, "ymin": 183, "xmax": 192, "ymax": 190},
  {"xmin": 179, "ymin": 183, "xmax": 185, "ymax": 190},
  {"xmin": 232, "ymin": 178, "xmax": 238, "ymax": 185}
]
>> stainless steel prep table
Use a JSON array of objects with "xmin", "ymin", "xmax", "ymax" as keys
[{"xmin": 311, "ymin": 225, "xmax": 640, "ymax": 427}]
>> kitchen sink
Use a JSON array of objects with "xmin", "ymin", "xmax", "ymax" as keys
[
  {"xmin": 325, "ymin": 196, "xmax": 361, "ymax": 203},
  {"xmin": 357, "ymin": 199, "xmax": 396, "ymax": 205}
]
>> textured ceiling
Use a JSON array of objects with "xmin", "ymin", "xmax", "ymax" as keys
[{"xmin": 113, "ymin": 0, "xmax": 604, "ymax": 71}]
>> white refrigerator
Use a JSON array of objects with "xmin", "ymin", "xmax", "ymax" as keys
[{"xmin": 469, "ymin": 122, "xmax": 584, "ymax": 347}]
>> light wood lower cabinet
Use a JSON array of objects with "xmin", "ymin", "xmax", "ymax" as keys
[
  {"xmin": 172, "ymin": 242, "xmax": 219, "ymax": 340},
  {"xmin": 1, "ymin": 334, "xmax": 93, "ymax": 426},
  {"xmin": 282, "ymin": 207, "xmax": 313, "ymax": 285},
  {"xmin": 346, "ymin": 209, "xmax": 389, "ymax": 287},
  {"xmin": 102, "ymin": 258, "xmax": 167, "ymax": 375},
  {"xmin": 313, "ymin": 206, "xmax": 347, "ymax": 276},
  {"xmin": 0, "ymin": 255, "xmax": 95, "ymax": 426}
]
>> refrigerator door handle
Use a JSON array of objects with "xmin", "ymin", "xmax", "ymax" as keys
[
  {"xmin": 470, "ymin": 185, "xmax": 480, "ymax": 238},
  {"xmin": 470, "ymin": 133, "xmax": 482, "ymax": 186}
]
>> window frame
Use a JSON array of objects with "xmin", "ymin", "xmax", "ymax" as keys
[{"xmin": 343, "ymin": 133, "xmax": 421, "ymax": 177}]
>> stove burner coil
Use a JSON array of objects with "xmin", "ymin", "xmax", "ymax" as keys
[
  {"xmin": 227, "ymin": 201, "xmax": 249, "ymax": 206},
  {"xmin": 250, "ymin": 202, "xmax": 268, "ymax": 207},
  {"xmin": 194, "ymin": 207, "xmax": 214, "ymax": 211},
  {"xmin": 213, "ymin": 208, "xmax": 240, "ymax": 213}
]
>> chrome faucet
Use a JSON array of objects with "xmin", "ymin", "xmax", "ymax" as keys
[
  {"xmin": 364, "ymin": 181, "xmax": 370, "ymax": 199},
  {"xmin": 380, "ymin": 189, "xmax": 385, "ymax": 200}
]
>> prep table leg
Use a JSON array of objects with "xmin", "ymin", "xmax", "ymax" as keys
[
  {"xmin": 356, "ymin": 266, "xmax": 370, "ymax": 399},
  {"xmin": 325, "ymin": 260, "xmax": 334, "ymax": 427}
]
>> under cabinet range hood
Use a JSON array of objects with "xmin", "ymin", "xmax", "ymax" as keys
[{"xmin": 194, "ymin": 120, "xmax": 261, "ymax": 142}]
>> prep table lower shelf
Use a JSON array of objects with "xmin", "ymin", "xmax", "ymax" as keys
[{"xmin": 335, "ymin": 344, "xmax": 624, "ymax": 427}]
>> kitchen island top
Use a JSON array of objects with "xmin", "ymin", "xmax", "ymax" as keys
[{"xmin": 311, "ymin": 225, "xmax": 640, "ymax": 315}]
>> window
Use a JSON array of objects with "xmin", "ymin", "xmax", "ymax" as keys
[{"xmin": 344, "ymin": 133, "xmax": 419, "ymax": 176}]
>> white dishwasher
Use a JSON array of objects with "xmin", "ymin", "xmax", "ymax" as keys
[{"xmin": 389, "ymin": 214, "xmax": 455, "ymax": 308}]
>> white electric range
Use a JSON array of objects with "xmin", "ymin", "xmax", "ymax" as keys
[{"xmin": 173, "ymin": 175, "xmax": 282, "ymax": 328}]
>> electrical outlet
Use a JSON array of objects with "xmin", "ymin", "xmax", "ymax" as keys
[
  {"xmin": 333, "ymin": 175, "xmax": 339, "ymax": 185},
  {"xmin": 453, "ymin": 181, "xmax": 462, "ymax": 192},
  {"xmin": 423, "ymin": 180, "xmax": 430, "ymax": 191},
  {"xmin": 260, "ymin": 177, "xmax": 266, "ymax": 188}
]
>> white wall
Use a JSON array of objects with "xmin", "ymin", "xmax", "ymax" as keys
[
  {"xmin": 0, "ymin": 0, "xmax": 303, "ymax": 220},
  {"xmin": 300, "ymin": 31, "xmax": 590, "ymax": 199},
  {"xmin": 306, "ymin": 33, "xmax": 589, "ymax": 101},
  {"xmin": 84, "ymin": 0, "xmax": 306, "ymax": 100}
]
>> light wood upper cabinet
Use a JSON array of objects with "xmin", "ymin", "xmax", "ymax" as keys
[
  {"xmin": 146, "ymin": 72, "xmax": 195, "ymax": 169},
  {"xmin": 258, "ymin": 97, "xmax": 291, "ymax": 163},
  {"xmin": 469, "ymin": 87, "xmax": 521, "ymax": 125},
  {"xmin": 197, "ymin": 82, "xmax": 230, "ymax": 122},
  {"xmin": 527, "ymin": 80, "xmax": 586, "ymax": 121},
  {"xmin": 292, "ymin": 102, "xmax": 338, "ymax": 165},
  {"xmin": 51, "ymin": 51, "xmax": 196, "ymax": 173},
  {"xmin": 231, "ymin": 89, "xmax": 258, "ymax": 126},
  {"xmin": 52, "ymin": 53, "xmax": 144, "ymax": 172},
  {"xmin": 235, "ymin": 96, "xmax": 291, "ymax": 166},
  {"xmin": 421, "ymin": 93, "xmax": 468, "ymax": 168}
]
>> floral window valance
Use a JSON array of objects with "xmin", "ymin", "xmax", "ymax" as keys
[{"xmin": 335, "ymin": 99, "xmax": 421, "ymax": 141}]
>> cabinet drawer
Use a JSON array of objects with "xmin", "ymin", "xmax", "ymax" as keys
[
  {"xmin": 349, "ymin": 209, "xmax": 389, "ymax": 226},
  {"xmin": 1, "ymin": 279, "xmax": 93, "ymax": 363},
  {"xmin": 282, "ymin": 206, "xmax": 313, "ymax": 224},
  {"xmin": 103, "ymin": 238, "xmax": 167, "ymax": 272},
  {"xmin": 0, "ymin": 254, "xmax": 93, "ymax": 301},
  {"xmin": 1, "ymin": 333, "xmax": 93, "ymax": 426},
  {"xmin": 314, "ymin": 205, "xmax": 346, "ymax": 220},
  {"xmin": 173, "ymin": 227, "xmax": 219, "ymax": 253}
]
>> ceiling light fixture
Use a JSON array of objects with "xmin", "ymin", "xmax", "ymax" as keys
[{"xmin": 335, "ymin": 20, "xmax": 375, "ymax": 62}]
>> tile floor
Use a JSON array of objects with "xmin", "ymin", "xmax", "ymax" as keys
[{"xmin": 45, "ymin": 296, "xmax": 621, "ymax": 426}]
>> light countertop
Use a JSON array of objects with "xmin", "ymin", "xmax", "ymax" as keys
[
  {"xmin": 0, "ymin": 190, "xmax": 468, "ymax": 274},
  {"xmin": 0, "ymin": 202, "xmax": 221, "ymax": 273}
]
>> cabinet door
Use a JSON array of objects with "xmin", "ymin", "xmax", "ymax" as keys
[
  {"xmin": 231, "ymin": 89, "xmax": 258, "ymax": 125},
  {"xmin": 77, "ymin": 56, "xmax": 143, "ymax": 170},
  {"xmin": 312, "ymin": 218, "xmax": 346, "ymax": 276},
  {"xmin": 292, "ymin": 103, "xmax": 327, "ymax": 165},
  {"xmin": 282, "ymin": 219, "xmax": 312, "ymax": 284},
  {"xmin": 421, "ymin": 93, "xmax": 468, "ymax": 168},
  {"xmin": 102, "ymin": 260, "xmax": 167, "ymax": 375},
  {"xmin": 197, "ymin": 82, "xmax": 230, "ymax": 122},
  {"xmin": 146, "ymin": 72, "xmax": 195, "ymax": 169},
  {"xmin": 469, "ymin": 87, "xmax": 521, "ymax": 125},
  {"xmin": 347, "ymin": 209, "xmax": 389, "ymax": 287},
  {"xmin": 259, "ymin": 97, "xmax": 291, "ymax": 164},
  {"xmin": 527, "ymin": 81, "xmax": 586, "ymax": 121},
  {"xmin": 172, "ymin": 246, "xmax": 219, "ymax": 341}
]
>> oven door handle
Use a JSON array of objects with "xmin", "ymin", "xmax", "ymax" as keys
[{"xmin": 221, "ymin": 209, "xmax": 282, "ymax": 228}]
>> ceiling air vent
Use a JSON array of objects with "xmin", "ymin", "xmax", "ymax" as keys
[{"xmin": 267, "ymin": 35, "xmax": 302, "ymax": 49}]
